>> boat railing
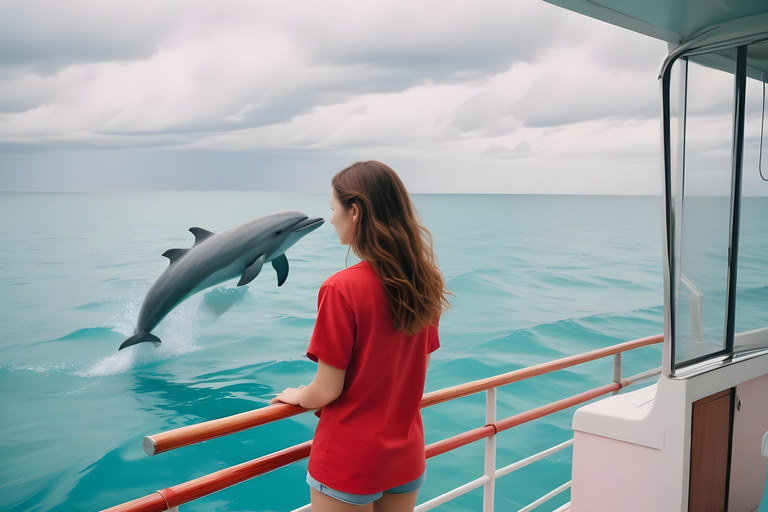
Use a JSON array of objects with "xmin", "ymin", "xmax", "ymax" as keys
[{"xmin": 102, "ymin": 333, "xmax": 663, "ymax": 512}]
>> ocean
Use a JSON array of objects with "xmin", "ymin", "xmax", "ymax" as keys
[{"xmin": 0, "ymin": 191, "xmax": 697, "ymax": 511}]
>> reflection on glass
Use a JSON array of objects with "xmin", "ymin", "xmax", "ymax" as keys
[
  {"xmin": 734, "ymin": 52, "xmax": 768, "ymax": 350},
  {"xmin": 675, "ymin": 53, "xmax": 736, "ymax": 366}
]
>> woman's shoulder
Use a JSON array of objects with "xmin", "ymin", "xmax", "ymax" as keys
[{"xmin": 321, "ymin": 261, "xmax": 377, "ymax": 291}]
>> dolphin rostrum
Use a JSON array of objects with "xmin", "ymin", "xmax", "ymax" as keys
[{"xmin": 119, "ymin": 210, "xmax": 324, "ymax": 351}]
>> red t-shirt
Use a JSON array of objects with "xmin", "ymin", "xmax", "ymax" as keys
[{"xmin": 306, "ymin": 261, "xmax": 440, "ymax": 494}]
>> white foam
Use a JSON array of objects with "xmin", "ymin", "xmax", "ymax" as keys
[
  {"xmin": 76, "ymin": 288, "xmax": 204, "ymax": 377},
  {"xmin": 7, "ymin": 363, "xmax": 72, "ymax": 374}
]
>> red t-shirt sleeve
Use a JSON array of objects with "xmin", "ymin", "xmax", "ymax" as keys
[
  {"xmin": 307, "ymin": 284, "xmax": 356, "ymax": 370},
  {"xmin": 428, "ymin": 317, "xmax": 440, "ymax": 353}
]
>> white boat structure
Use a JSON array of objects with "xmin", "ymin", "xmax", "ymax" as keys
[{"xmin": 104, "ymin": 1, "xmax": 768, "ymax": 511}]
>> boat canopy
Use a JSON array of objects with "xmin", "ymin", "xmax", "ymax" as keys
[
  {"xmin": 544, "ymin": 0, "xmax": 768, "ymax": 46},
  {"xmin": 546, "ymin": 0, "xmax": 768, "ymax": 79}
]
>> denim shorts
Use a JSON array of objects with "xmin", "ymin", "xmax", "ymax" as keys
[{"xmin": 306, "ymin": 470, "xmax": 426, "ymax": 505}]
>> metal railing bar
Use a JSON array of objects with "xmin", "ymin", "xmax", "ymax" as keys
[
  {"xmin": 426, "ymin": 425, "xmax": 497, "ymax": 459},
  {"xmin": 483, "ymin": 388, "xmax": 497, "ymax": 512},
  {"xmin": 624, "ymin": 366, "xmax": 662, "ymax": 384},
  {"xmin": 288, "ymin": 504, "xmax": 312, "ymax": 512},
  {"xmin": 551, "ymin": 502, "xmax": 571, "ymax": 512},
  {"xmin": 494, "ymin": 439, "xmax": 574, "ymax": 480},
  {"xmin": 421, "ymin": 334, "xmax": 661, "ymax": 408},
  {"xmin": 101, "ymin": 441, "xmax": 312, "ymax": 512},
  {"xmin": 494, "ymin": 382, "xmax": 620, "ymax": 433},
  {"xmin": 612, "ymin": 353, "xmax": 622, "ymax": 395},
  {"xmin": 516, "ymin": 481, "xmax": 571, "ymax": 512},
  {"xmin": 143, "ymin": 335, "xmax": 663, "ymax": 456},
  {"xmin": 425, "ymin": 382, "xmax": 618, "ymax": 459},
  {"xmin": 414, "ymin": 475, "xmax": 490, "ymax": 512}
]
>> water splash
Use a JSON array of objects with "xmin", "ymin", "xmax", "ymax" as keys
[{"xmin": 76, "ymin": 288, "xmax": 203, "ymax": 377}]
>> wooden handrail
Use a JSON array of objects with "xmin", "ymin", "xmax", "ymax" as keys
[
  {"xmin": 143, "ymin": 333, "xmax": 663, "ymax": 456},
  {"xmin": 144, "ymin": 402, "xmax": 308, "ymax": 455},
  {"xmin": 425, "ymin": 381, "xmax": 620, "ymax": 458},
  {"xmin": 102, "ymin": 441, "xmax": 313, "ymax": 512},
  {"xmin": 420, "ymin": 334, "xmax": 661, "ymax": 408}
]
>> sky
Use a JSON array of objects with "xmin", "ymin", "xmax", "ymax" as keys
[{"xmin": 1, "ymin": 0, "xmax": 762, "ymax": 195}]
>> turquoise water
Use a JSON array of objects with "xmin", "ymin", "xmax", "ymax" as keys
[{"xmin": 1, "ymin": 192, "xmax": 670, "ymax": 511}]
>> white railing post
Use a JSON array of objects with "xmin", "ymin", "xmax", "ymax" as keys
[
  {"xmin": 612, "ymin": 353, "xmax": 622, "ymax": 395},
  {"xmin": 483, "ymin": 388, "xmax": 497, "ymax": 512}
]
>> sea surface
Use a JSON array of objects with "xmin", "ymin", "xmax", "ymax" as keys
[{"xmin": 1, "ymin": 191, "xmax": 758, "ymax": 512}]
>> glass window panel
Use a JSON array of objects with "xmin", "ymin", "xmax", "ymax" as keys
[
  {"xmin": 734, "ymin": 43, "xmax": 768, "ymax": 350},
  {"xmin": 674, "ymin": 51, "xmax": 737, "ymax": 367}
]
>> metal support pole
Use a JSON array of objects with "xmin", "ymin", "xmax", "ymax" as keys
[
  {"xmin": 724, "ymin": 45, "xmax": 748, "ymax": 354},
  {"xmin": 612, "ymin": 354, "xmax": 622, "ymax": 395},
  {"xmin": 483, "ymin": 388, "xmax": 497, "ymax": 512}
]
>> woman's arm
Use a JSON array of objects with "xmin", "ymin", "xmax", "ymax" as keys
[{"xmin": 270, "ymin": 359, "xmax": 346, "ymax": 409}]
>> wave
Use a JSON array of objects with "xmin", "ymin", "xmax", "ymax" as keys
[
  {"xmin": 52, "ymin": 327, "xmax": 124, "ymax": 342},
  {"xmin": 465, "ymin": 304, "xmax": 664, "ymax": 366},
  {"xmin": 470, "ymin": 305, "xmax": 664, "ymax": 349},
  {"xmin": 73, "ymin": 301, "xmax": 113, "ymax": 311}
]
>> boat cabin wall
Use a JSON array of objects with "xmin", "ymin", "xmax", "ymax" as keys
[{"xmin": 570, "ymin": 352, "xmax": 768, "ymax": 512}]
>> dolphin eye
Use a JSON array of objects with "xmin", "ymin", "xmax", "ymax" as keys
[{"xmin": 275, "ymin": 230, "xmax": 282, "ymax": 235}]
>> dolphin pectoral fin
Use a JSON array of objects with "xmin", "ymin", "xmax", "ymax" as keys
[
  {"xmin": 238, "ymin": 254, "xmax": 266, "ymax": 286},
  {"xmin": 189, "ymin": 227, "xmax": 215, "ymax": 246},
  {"xmin": 119, "ymin": 332, "xmax": 162, "ymax": 351},
  {"xmin": 162, "ymin": 248, "xmax": 188, "ymax": 264},
  {"xmin": 272, "ymin": 253, "xmax": 289, "ymax": 287}
]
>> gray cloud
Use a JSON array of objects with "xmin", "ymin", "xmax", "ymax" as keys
[
  {"xmin": 0, "ymin": 0, "xmax": 598, "ymax": 135},
  {"xmin": 511, "ymin": 68, "xmax": 660, "ymax": 127},
  {"xmin": 300, "ymin": 3, "xmax": 577, "ymax": 81},
  {"xmin": 0, "ymin": 0, "xmax": 185, "ymax": 74}
]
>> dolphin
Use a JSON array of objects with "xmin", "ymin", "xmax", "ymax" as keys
[{"xmin": 119, "ymin": 210, "xmax": 324, "ymax": 351}]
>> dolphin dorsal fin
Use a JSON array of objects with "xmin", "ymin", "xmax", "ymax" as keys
[
  {"xmin": 189, "ymin": 227, "xmax": 215, "ymax": 246},
  {"xmin": 162, "ymin": 248, "xmax": 188, "ymax": 264}
]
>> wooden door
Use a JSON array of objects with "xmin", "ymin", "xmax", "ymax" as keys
[{"xmin": 688, "ymin": 388, "xmax": 734, "ymax": 512}]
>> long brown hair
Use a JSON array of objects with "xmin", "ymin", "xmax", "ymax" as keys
[{"xmin": 332, "ymin": 161, "xmax": 450, "ymax": 334}]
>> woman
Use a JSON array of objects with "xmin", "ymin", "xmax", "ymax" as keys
[{"xmin": 271, "ymin": 161, "xmax": 450, "ymax": 511}]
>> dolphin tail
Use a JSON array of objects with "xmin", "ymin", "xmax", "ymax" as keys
[{"xmin": 119, "ymin": 331, "xmax": 162, "ymax": 351}]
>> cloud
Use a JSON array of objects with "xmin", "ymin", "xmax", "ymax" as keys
[
  {"xmin": 297, "ymin": 1, "xmax": 577, "ymax": 79},
  {"xmin": 511, "ymin": 45, "xmax": 661, "ymax": 127},
  {"xmin": 0, "ymin": 0, "xmax": 186, "ymax": 74},
  {"xmin": 0, "ymin": 0, "xmax": 679, "ymax": 194},
  {"xmin": 0, "ymin": 0, "xmax": 609, "ymax": 142}
]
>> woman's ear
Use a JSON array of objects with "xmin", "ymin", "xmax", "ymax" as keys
[{"xmin": 351, "ymin": 204, "xmax": 359, "ymax": 222}]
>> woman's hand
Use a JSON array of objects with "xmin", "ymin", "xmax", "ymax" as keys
[{"xmin": 270, "ymin": 385, "xmax": 305, "ymax": 405}]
